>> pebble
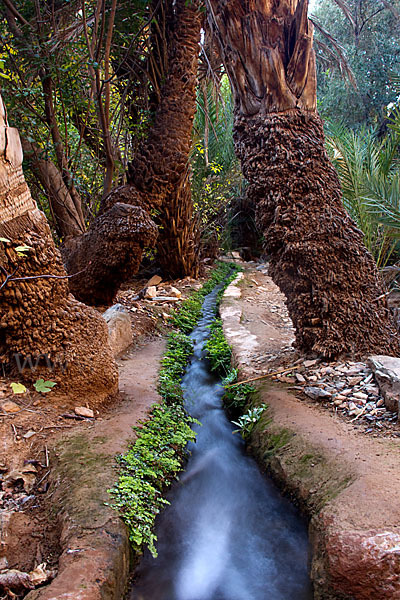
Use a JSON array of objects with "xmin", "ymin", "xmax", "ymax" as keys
[
  {"xmin": 74, "ymin": 406, "xmax": 94, "ymax": 418},
  {"xmin": 1, "ymin": 401, "xmax": 20, "ymax": 413},
  {"xmin": 304, "ymin": 387, "xmax": 331, "ymax": 400},
  {"xmin": 304, "ymin": 359, "xmax": 319, "ymax": 368},
  {"xmin": 290, "ymin": 359, "xmax": 397, "ymax": 433}
]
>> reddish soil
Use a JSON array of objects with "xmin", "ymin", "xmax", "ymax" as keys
[{"xmin": 0, "ymin": 270, "xmax": 207, "ymax": 599}]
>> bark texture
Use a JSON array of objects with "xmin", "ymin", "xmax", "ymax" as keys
[
  {"xmin": 62, "ymin": 201, "xmax": 157, "ymax": 305},
  {"xmin": 125, "ymin": 0, "xmax": 201, "ymax": 279},
  {"xmin": 21, "ymin": 138, "xmax": 85, "ymax": 239},
  {"xmin": 208, "ymin": 0, "xmax": 399, "ymax": 358},
  {"xmin": 0, "ymin": 96, "xmax": 118, "ymax": 400}
]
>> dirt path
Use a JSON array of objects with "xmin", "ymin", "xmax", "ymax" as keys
[{"xmin": 220, "ymin": 262, "xmax": 400, "ymax": 600}]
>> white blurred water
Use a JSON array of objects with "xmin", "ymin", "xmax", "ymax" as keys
[{"xmin": 131, "ymin": 284, "xmax": 312, "ymax": 600}]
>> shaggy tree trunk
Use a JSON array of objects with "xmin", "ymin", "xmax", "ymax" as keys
[
  {"xmin": 62, "ymin": 198, "xmax": 157, "ymax": 305},
  {"xmin": 0, "ymin": 94, "xmax": 118, "ymax": 399},
  {"xmin": 114, "ymin": 0, "xmax": 201, "ymax": 279},
  {"xmin": 207, "ymin": 0, "xmax": 399, "ymax": 358}
]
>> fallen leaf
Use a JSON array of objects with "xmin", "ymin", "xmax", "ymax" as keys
[
  {"xmin": 33, "ymin": 379, "xmax": 57, "ymax": 393},
  {"xmin": 10, "ymin": 383, "xmax": 27, "ymax": 395}
]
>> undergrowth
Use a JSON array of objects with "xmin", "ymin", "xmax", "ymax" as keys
[
  {"xmin": 108, "ymin": 261, "xmax": 240, "ymax": 557},
  {"xmin": 204, "ymin": 284, "xmax": 257, "ymax": 420}
]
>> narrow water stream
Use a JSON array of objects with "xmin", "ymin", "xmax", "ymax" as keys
[{"xmin": 131, "ymin": 283, "xmax": 312, "ymax": 600}]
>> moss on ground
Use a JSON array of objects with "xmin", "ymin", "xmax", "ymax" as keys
[{"xmin": 249, "ymin": 400, "xmax": 355, "ymax": 515}]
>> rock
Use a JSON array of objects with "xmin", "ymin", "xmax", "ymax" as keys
[
  {"xmin": 1, "ymin": 400, "xmax": 20, "ymax": 413},
  {"xmin": 304, "ymin": 359, "xmax": 318, "ymax": 368},
  {"xmin": 169, "ymin": 286, "xmax": 182, "ymax": 298},
  {"xmin": 145, "ymin": 286, "xmax": 157, "ymax": 299},
  {"xmin": 368, "ymin": 355, "xmax": 400, "ymax": 413},
  {"xmin": 304, "ymin": 387, "xmax": 331, "ymax": 400},
  {"xmin": 102, "ymin": 303, "xmax": 132, "ymax": 357},
  {"xmin": 146, "ymin": 275, "xmax": 162, "ymax": 287},
  {"xmin": 295, "ymin": 373, "xmax": 306, "ymax": 383},
  {"xmin": 353, "ymin": 391, "xmax": 368, "ymax": 401},
  {"xmin": 74, "ymin": 406, "xmax": 94, "ymax": 418}
]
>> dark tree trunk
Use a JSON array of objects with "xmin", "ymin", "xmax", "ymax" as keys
[
  {"xmin": 61, "ymin": 200, "xmax": 157, "ymax": 305},
  {"xmin": 156, "ymin": 170, "xmax": 200, "ymax": 279},
  {"xmin": 207, "ymin": 0, "xmax": 399, "ymax": 358},
  {"xmin": 104, "ymin": 0, "xmax": 202, "ymax": 279},
  {"xmin": 0, "ymin": 96, "xmax": 118, "ymax": 400}
]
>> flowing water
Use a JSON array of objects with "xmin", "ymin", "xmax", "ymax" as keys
[{"xmin": 131, "ymin": 283, "xmax": 313, "ymax": 600}]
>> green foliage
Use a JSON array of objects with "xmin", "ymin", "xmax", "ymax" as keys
[
  {"xmin": 204, "ymin": 295, "xmax": 256, "ymax": 417},
  {"xmin": 171, "ymin": 262, "xmax": 240, "ymax": 332},
  {"xmin": 33, "ymin": 379, "xmax": 57, "ymax": 393},
  {"xmin": 326, "ymin": 122, "xmax": 400, "ymax": 268},
  {"xmin": 108, "ymin": 403, "xmax": 197, "ymax": 557},
  {"xmin": 109, "ymin": 262, "xmax": 240, "ymax": 557},
  {"xmin": 192, "ymin": 77, "xmax": 245, "ymax": 251},
  {"xmin": 223, "ymin": 382, "xmax": 257, "ymax": 415},
  {"xmin": 232, "ymin": 404, "xmax": 269, "ymax": 440},
  {"xmin": 205, "ymin": 319, "xmax": 232, "ymax": 376},
  {"xmin": 314, "ymin": 0, "xmax": 400, "ymax": 128},
  {"xmin": 158, "ymin": 332, "xmax": 194, "ymax": 405},
  {"xmin": 10, "ymin": 379, "xmax": 56, "ymax": 394}
]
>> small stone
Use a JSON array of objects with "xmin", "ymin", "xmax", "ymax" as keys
[
  {"xmin": 348, "ymin": 402, "xmax": 358, "ymax": 412},
  {"xmin": 295, "ymin": 373, "xmax": 306, "ymax": 383},
  {"xmin": 1, "ymin": 400, "xmax": 20, "ymax": 413},
  {"xmin": 308, "ymin": 375, "xmax": 318, "ymax": 382},
  {"xmin": 334, "ymin": 394, "xmax": 347, "ymax": 401},
  {"xmin": 170, "ymin": 287, "xmax": 182, "ymax": 298},
  {"xmin": 75, "ymin": 406, "xmax": 94, "ymax": 418},
  {"xmin": 377, "ymin": 398, "xmax": 385, "ymax": 407},
  {"xmin": 146, "ymin": 275, "xmax": 162, "ymax": 287},
  {"xmin": 304, "ymin": 387, "xmax": 331, "ymax": 400},
  {"xmin": 353, "ymin": 391, "xmax": 369, "ymax": 401},
  {"xmin": 23, "ymin": 430, "xmax": 36, "ymax": 439},
  {"xmin": 349, "ymin": 407, "xmax": 364, "ymax": 417},
  {"xmin": 304, "ymin": 359, "xmax": 318, "ymax": 368},
  {"xmin": 145, "ymin": 286, "xmax": 157, "ymax": 299},
  {"xmin": 348, "ymin": 377, "xmax": 363, "ymax": 386}
]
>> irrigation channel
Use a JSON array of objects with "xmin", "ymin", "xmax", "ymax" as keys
[{"xmin": 131, "ymin": 282, "xmax": 312, "ymax": 600}]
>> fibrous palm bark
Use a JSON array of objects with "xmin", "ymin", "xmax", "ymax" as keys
[
  {"xmin": 207, "ymin": 0, "xmax": 398, "ymax": 358},
  {"xmin": 0, "ymin": 95, "xmax": 118, "ymax": 399},
  {"xmin": 102, "ymin": 0, "xmax": 202, "ymax": 280}
]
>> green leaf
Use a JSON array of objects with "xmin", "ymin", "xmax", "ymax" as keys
[
  {"xmin": 34, "ymin": 379, "xmax": 57, "ymax": 393},
  {"xmin": 0, "ymin": 237, "xmax": 11, "ymax": 243},
  {"xmin": 10, "ymin": 382, "xmax": 27, "ymax": 394}
]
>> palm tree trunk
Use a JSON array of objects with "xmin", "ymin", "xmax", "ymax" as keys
[
  {"xmin": 207, "ymin": 0, "xmax": 399, "ymax": 358},
  {"xmin": 0, "ymin": 94, "xmax": 118, "ymax": 399},
  {"xmin": 126, "ymin": 0, "xmax": 202, "ymax": 279}
]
